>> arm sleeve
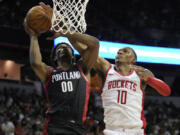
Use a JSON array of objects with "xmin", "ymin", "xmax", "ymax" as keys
[{"xmin": 147, "ymin": 76, "xmax": 171, "ymax": 96}]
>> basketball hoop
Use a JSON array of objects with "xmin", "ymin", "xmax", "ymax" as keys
[{"xmin": 51, "ymin": 0, "xmax": 89, "ymax": 34}]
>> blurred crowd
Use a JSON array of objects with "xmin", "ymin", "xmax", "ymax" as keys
[
  {"xmin": 0, "ymin": 87, "xmax": 47, "ymax": 135},
  {"xmin": 144, "ymin": 100, "xmax": 180, "ymax": 135},
  {"xmin": 1, "ymin": 0, "xmax": 180, "ymax": 48},
  {"xmin": 0, "ymin": 84, "xmax": 180, "ymax": 135},
  {"xmin": 87, "ymin": 0, "xmax": 180, "ymax": 48}
]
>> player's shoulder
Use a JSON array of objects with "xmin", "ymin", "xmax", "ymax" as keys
[
  {"xmin": 75, "ymin": 61, "xmax": 89, "ymax": 75},
  {"xmin": 131, "ymin": 65, "xmax": 154, "ymax": 77},
  {"xmin": 131, "ymin": 65, "xmax": 144, "ymax": 70},
  {"xmin": 131, "ymin": 64, "xmax": 148, "ymax": 71}
]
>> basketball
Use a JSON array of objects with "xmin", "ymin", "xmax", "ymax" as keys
[{"xmin": 25, "ymin": 5, "xmax": 51, "ymax": 34}]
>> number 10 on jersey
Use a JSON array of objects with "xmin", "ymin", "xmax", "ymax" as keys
[{"xmin": 117, "ymin": 90, "xmax": 127, "ymax": 104}]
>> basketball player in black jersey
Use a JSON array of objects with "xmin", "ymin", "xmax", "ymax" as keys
[{"xmin": 24, "ymin": 5, "xmax": 99, "ymax": 135}]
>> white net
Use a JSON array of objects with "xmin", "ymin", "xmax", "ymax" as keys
[{"xmin": 51, "ymin": 0, "xmax": 89, "ymax": 34}]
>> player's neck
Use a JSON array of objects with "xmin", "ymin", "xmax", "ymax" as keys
[
  {"xmin": 57, "ymin": 61, "xmax": 72, "ymax": 70},
  {"xmin": 115, "ymin": 64, "xmax": 131, "ymax": 75}
]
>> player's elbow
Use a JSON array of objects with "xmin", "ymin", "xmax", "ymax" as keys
[
  {"xmin": 147, "ymin": 76, "xmax": 171, "ymax": 96},
  {"xmin": 163, "ymin": 87, "xmax": 171, "ymax": 96},
  {"xmin": 91, "ymin": 37, "xmax": 99, "ymax": 49},
  {"xmin": 160, "ymin": 85, "xmax": 171, "ymax": 96},
  {"xmin": 95, "ymin": 38, "xmax": 100, "ymax": 47},
  {"xmin": 30, "ymin": 60, "xmax": 41, "ymax": 69}
]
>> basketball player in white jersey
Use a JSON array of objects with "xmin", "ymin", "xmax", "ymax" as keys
[{"xmin": 93, "ymin": 47, "xmax": 171, "ymax": 135}]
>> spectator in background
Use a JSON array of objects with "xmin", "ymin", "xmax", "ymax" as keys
[
  {"xmin": 14, "ymin": 121, "xmax": 25, "ymax": 135},
  {"xmin": 1, "ymin": 117, "xmax": 15, "ymax": 135},
  {"xmin": 0, "ymin": 124, "xmax": 5, "ymax": 135}
]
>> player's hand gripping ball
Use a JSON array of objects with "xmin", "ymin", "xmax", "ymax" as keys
[{"xmin": 25, "ymin": 5, "xmax": 52, "ymax": 34}]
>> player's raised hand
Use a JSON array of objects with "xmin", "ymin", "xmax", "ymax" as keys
[
  {"xmin": 24, "ymin": 18, "xmax": 39, "ymax": 37},
  {"xmin": 39, "ymin": 2, "xmax": 53, "ymax": 20}
]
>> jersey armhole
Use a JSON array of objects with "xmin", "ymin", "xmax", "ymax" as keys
[
  {"xmin": 44, "ymin": 67, "xmax": 53, "ymax": 88},
  {"xmin": 77, "ymin": 64, "xmax": 90, "ymax": 86},
  {"xmin": 99, "ymin": 65, "xmax": 112, "ymax": 94},
  {"xmin": 43, "ymin": 67, "xmax": 53, "ymax": 102}
]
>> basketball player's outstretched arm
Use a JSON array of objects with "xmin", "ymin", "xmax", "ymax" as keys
[
  {"xmin": 66, "ymin": 32, "xmax": 100, "ymax": 71},
  {"xmin": 132, "ymin": 65, "xmax": 171, "ymax": 96},
  {"xmin": 51, "ymin": 31, "xmax": 100, "ymax": 71},
  {"xmin": 24, "ymin": 19, "xmax": 49, "ymax": 84}
]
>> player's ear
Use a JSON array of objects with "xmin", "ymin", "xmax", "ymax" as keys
[
  {"xmin": 130, "ymin": 55, "xmax": 136, "ymax": 64},
  {"xmin": 130, "ymin": 50, "xmax": 137, "ymax": 64},
  {"xmin": 130, "ymin": 56, "xmax": 136, "ymax": 64},
  {"xmin": 132, "ymin": 57, "xmax": 136, "ymax": 63}
]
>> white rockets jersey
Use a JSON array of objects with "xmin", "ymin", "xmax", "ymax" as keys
[{"xmin": 101, "ymin": 65, "xmax": 146, "ymax": 130}]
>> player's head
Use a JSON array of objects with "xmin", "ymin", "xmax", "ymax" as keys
[
  {"xmin": 115, "ymin": 47, "xmax": 137, "ymax": 65},
  {"xmin": 50, "ymin": 42, "xmax": 75, "ymax": 67}
]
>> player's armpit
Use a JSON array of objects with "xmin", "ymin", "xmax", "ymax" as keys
[
  {"xmin": 147, "ymin": 76, "xmax": 171, "ymax": 96},
  {"xmin": 93, "ymin": 56, "xmax": 111, "ymax": 75},
  {"xmin": 32, "ymin": 63, "xmax": 50, "ymax": 84}
]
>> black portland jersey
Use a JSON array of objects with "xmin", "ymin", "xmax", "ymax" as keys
[{"xmin": 44, "ymin": 64, "xmax": 90, "ymax": 123}]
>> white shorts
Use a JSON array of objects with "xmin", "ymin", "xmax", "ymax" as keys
[{"xmin": 103, "ymin": 128, "xmax": 145, "ymax": 135}]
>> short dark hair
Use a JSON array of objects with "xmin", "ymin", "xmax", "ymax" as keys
[
  {"xmin": 50, "ymin": 42, "xmax": 74, "ymax": 67},
  {"xmin": 125, "ymin": 47, "xmax": 137, "ymax": 62},
  {"xmin": 131, "ymin": 48, "xmax": 137, "ymax": 61}
]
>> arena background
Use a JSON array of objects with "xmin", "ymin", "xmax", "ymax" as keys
[{"xmin": 0, "ymin": 0, "xmax": 180, "ymax": 134}]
